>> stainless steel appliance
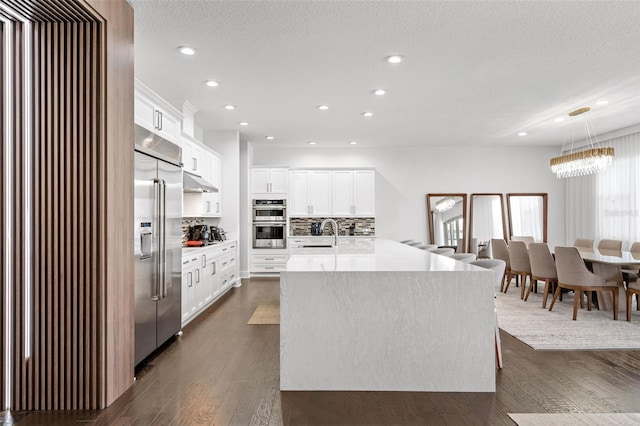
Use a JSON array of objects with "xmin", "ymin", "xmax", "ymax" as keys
[
  {"xmin": 252, "ymin": 199, "xmax": 286, "ymax": 248},
  {"xmin": 253, "ymin": 199, "xmax": 286, "ymax": 222},
  {"xmin": 253, "ymin": 223, "xmax": 286, "ymax": 248},
  {"xmin": 311, "ymin": 222, "xmax": 323, "ymax": 236},
  {"xmin": 134, "ymin": 125, "xmax": 182, "ymax": 366}
]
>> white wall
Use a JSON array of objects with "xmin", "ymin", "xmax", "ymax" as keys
[
  {"xmin": 204, "ymin": 130, "xmax": 240, "ymax": 242},
  {"xmin": 251, "ymin": 144, "xmax": 566, "ymax": 249}
]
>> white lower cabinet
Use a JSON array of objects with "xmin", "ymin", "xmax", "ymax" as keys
[
  {"xmin": 181, "ymin": 241, "xmax": 239, "ymax": 326},
  {"xmin": 251, "ymin": 251, "xmax": 288, "ymax": 274}
]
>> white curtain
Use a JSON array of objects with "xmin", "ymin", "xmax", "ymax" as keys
[
  {"xmin": 510, "ymin": 196, "xmax": 543, "ymax": 242},
  {"xmin": 472, "ymin": 196, "xmax": 503, "ymax": 242},
  {"xmin": 565, "ymin": 131, "xmax": 640, "ymax": 249}
]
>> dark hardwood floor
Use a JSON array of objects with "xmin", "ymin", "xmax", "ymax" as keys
[{"xmin": 4, "ymin": 277, "xmax": 640, "ymax": 425}]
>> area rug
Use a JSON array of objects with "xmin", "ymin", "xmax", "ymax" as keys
[
  {"xmin": 495, "ymin": 285, "xmax": 640, "ymax": 350},
  {"xmin": 247, "ymin": 304, "xmax": 280, "ymax": 325},
  {"xmin": 508, "ymin": 413, "xmax": 640, "ymax": 425}
]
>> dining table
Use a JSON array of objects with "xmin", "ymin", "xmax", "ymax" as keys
[{"xmin": 577, "ymin": 248, "xmax": 640, "ymax": 313}]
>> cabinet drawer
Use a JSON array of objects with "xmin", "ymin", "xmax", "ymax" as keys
[
  {"xmin": 251, "ymin": 264, "xmax": 287, "ymax": 273},
  {"xmin": 252, "ymin": 254, "xmax": 288, "ymax": 264}
]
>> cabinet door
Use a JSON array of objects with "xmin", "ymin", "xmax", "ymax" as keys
[
  {"xmin": 289, "ymin": 171, "xmax": 310, "ymax": 216},
  {"xmin": 269, "ymin": 169, "xmax": 289, "ymax": 193},
  {"xmin": 198, "ymin": 255, "xmax": 214, "ymax": 306},
  {"xmin": 211, "ymin": 155, "xmax": 222, "ymax": 214},
  {"xmin": 331, "ymin": 171, "xmax": 353, "ymax": 216},
  {"xmin": 157, "ymin": 109, "xmax": 180, "ymax": 145},
  {"xmin": 181, "ymin": 267, "xmax": 196, "ymax": 325},
  {"xmin": 309, "ymin": 171, "xmax": 332, "ymax": 216},
  {"xmin": 193, "ymin": 266, "xmax": 204, "ymax": 311},
  {"xmin": 353, "ymin": 170, "xmax": 375, "ymax": 216},
  {"xmin": 134, "ymin": 94, "xmax": 156, "ymax": 132},
  {"xmin": 251, "ymin": 168, "xmax": 270, "ymax": 193}
]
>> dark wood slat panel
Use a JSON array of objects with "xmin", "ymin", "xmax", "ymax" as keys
[
  {"xmin": 32, "ymin": 20, "xmax": 41, "ymax": 411},
  {"xmin": 77, "ymin": 21, "xmax": 86, "ymax": 411},
  {"xmin": 1, "ymin": 0, "xmax": 98, "ymax": 23},
  {"xmin": 70, "ymin": 21, "xmax": 79, "ymax": 411},
  {"xmin": 0, "ymin": 19, "xmax": 5, "ymax": 410}
]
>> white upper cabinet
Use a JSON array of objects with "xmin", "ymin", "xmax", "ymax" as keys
[
  {"xmin": 289, "ymin": 170, "xmax": 331, "ymax": 216},
  {"xmin": 182, "ymin": 133, "xmax": 223, "ymax": 218},
  {"xmin": 134, "ymin": 80, "xmax": 182, "ymax": 145},
  {"xmin": 182, "ymin": 138, "xmax": 202, "ymax": 175},
  {"xmin": 291, "ymin": 169, "xmax": 375, "ymax": 217},
  {"xmin": 251, "ymin": 168, "xmax": 289, "ymax": 194},
  {"xmin": 331, "ymin": 170, "xmax": 375, "ymax": 216}
]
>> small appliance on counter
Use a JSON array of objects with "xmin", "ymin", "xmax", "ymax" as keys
[
  {"xmin": 210, "ymin": 226, "xmax": 226, "ymax": 241},
  {"xmin": 310, "ymin": 222, "xmax": 323, "ymax": 236},
  {"xmin": 188, "ymin": 224, "xmax": 214, "ymax": 246}
]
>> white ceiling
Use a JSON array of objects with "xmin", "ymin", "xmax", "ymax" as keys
[{"xmin": 129, "ymin": 0, "xmax": 640, "ymax": 148}]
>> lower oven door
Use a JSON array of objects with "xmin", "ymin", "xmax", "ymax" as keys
[{"xmin": 253, "ymin": 223, "xmax": 287, "ymax": 249}]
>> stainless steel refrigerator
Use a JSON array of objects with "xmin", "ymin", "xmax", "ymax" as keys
[{"xmin": 134, "ymin": 128, "xmax": 182, "ymax": 366}]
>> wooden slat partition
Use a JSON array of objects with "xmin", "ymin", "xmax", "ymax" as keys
[
  {"xmin": 0, "ymin": 16, "xmax": 6, "ymax": 411},
  {"xmin": 1, "ymin": 0, "xmax": 134, "ymax": 411}
]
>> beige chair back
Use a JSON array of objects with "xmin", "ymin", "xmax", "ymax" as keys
[
  {"xmin": 630, "ymin": 242, "xmax": 640, "ymax": 254},
  {"xmin": 574, "ymin": 238, "xmax": 594, "ymax": 249},
  {"xmin": 554, "ymin": 246, "xmax": 605, "ymax": 287},
  {"xmin": 529, "ymin": 243, "xmax": 557, "ymax": 280},
  {"xmin": 598, "ymin": 239, "xmax": 622, "ymax": 251},
  {"xmin": 508, "ymin": 240, "xmax": 531, "ymax": 273},
  {"xmin": 447, "ymin": 253, "xmax": 477, "ymax": 262},
  {"xmin": 490, "ymin": 239, "xmax": 510, "ymax": 269},
  {"xmin": 431, "ymin": 247, "xmax": 455, "ymax": 256},
  {"xmin": 469, "ymin": 259, "xmax": 506, "ymax": 288},
  {"xmin": 511, "ymin": 235, "xmax": 534, "ymax": 248}
]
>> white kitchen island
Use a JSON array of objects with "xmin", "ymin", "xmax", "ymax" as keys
[{"xmin": 280, "ymin": 239, "xmax": 496, "ymax": 392}]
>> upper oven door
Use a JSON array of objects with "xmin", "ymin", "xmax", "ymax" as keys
[{"xmin": 253, "ymin": 206, "xmax": 286, "ymax": 222}]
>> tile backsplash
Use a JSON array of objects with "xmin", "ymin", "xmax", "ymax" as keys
[{"xmin": 289, "ymin": 217, "xmax": 375, "ymax": 236}]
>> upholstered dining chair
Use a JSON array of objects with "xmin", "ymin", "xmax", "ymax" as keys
[
  {"xmin": 550, "ymin": 246, "xmax": 619, "ymax": 321},
  {"xmin": 430, "ymin": 247, "xmax": 455, "ymax": 256},
  {"xmin": 447, "ymin": 253, "xmax": 477, "ymax": 262},
  {"xmin": 527, "ymin": 243, "xmax": 558, "ymax": 308},
  {"xmin": 623, "ymin": 242, "xmax": 640, "ymax": 316},
  {"xmin": 511, "ymin": 236, "xmax": 534, "ymax": 248},
  {"xmin": 421, "ymin": 244, "xmax": 439, "ymax": 252},
  {"xmin": 469, "ymin": 259, "xmax": 506, "ymax": 369},
  {"xmin": 598, "ymin": 239, "xmax": 623, "ymax": 251},
  {"xmin": 491, "ymin": 239, "xmax": 513, "ymax": 293},
  {"xmin": 574, "ymin": 238, "xmax": 594, "ymax": 249},
  {"xmin": 507, "ymin": 240, "xmax": 533, "ymax": 300},
  {"xmin": 626, "ymin": 281, "xmax": 640, "ymax": 322}
]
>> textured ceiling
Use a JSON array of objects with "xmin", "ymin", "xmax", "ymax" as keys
[{"xmin": 129, "ymin": 0, "xmax": 640, "ymax": 147}]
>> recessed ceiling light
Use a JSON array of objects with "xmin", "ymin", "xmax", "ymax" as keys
[
  {"xmin": 178, "ymin": 46, "xmax": 197, "ymax": 55},
  {"xmin": 349, "ymin": 141, "xmax": 358, "ymax": 145},
  {"xmin": 518, "ymin": 132, "xmax": 527, "ymax": 136},
  {"xmin": 239, "ymin": 121, "xmax": 249, "ymax": 126},
  {"xmin": 205, "ymin": 80, "xmax": 219, "ymax": 87},
  {"xmin": 224, "ymin": 105, "xmax": 236, "ymax": 110},
  {"xmin": 596, "ymin": 100, "xmax": 609, "ymax": 105},
  {"xmin": 386, "ymin": 55, "xmax": 403, "ymax": 64},
  {"xmin": 373, "ymin": 89, "xmax": 386, "ymax": 96},
  {"xmin": 266, "ymin": 136, "xmax": 274, "ymax": 140},
  {"xmin": 362, "ymin": 112, "xmax": 373, "ymax": 117},
  {"xmin": 308, "ymin": 141, "xmax": 316, "ymax": 145},
  {"xmin": 317, "ymin": 105, "xmax": 329, "ymax": 110},
  {"xmin": 554, "ymin": 117, "xmax": 564, "ymax": 123}
]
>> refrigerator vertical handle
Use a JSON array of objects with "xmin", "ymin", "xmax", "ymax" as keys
[
  {"xmin": 151, "ymin": 178, "xmax": 161, "ymax": 300},
  {"xmin": 160, "ymin": 179, "xmax": 168, "ymax": 298}
]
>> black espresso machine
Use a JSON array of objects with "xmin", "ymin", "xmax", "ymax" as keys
[{"xmin": 210, "ymin": 226, "xmax": 226, "ymax": 242}]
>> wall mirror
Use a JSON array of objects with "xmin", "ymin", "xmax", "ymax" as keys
[
  {"xmin": 468, "ymin": 193, "xmax": 506, "ymax": 254},
  {"xmin": 506, "ymin": 193, "xmax": 548, "ymax": 243},
  {"xmin": 426, "ymin": 194, "xmax": 467, "ymax": 252}
]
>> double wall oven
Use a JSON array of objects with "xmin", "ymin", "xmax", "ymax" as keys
[{"xmin": 253, "ymin": 199, "xmax": 287, "ymax": 249}]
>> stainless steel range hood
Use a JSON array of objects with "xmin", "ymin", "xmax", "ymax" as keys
[{"xmin": 183, "ymin": 171, "xmax": 218, "ymax": 193}]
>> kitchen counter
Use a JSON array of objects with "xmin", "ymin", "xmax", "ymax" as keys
[
  {"xmin": 280, "ymin": 239, "xmax": 496, "ymax": 392},
  {"xmin": 181, "ymin": 240, "xmax": 236, "ymax": 255}
]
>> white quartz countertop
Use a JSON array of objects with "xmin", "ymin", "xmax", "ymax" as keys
[
  {"xmin": 286, "ymin": 239, "xmax": 485, "ymax": 272},
  {"xmin": 181, "ymin": 240, "xmax": 236, "ymax": 255}
]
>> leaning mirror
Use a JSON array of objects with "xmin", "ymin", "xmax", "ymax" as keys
[
  {"xmin": 426, "ymin": 194, "xmax": 468, "ymax": 252},
  {"xmin": 468, "ymin": 194, "xmax": 506, "ymax": 256},
  {"xmin": 506, "ymin": 193, "xmax": 548, "ymax": 243}
]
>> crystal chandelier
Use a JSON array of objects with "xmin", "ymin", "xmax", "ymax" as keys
[
  {"xmin": 435, "ymin": 197, "xmax": 456, "ymax": 212},
  {"xmin": 550, "ymin": 107, "xmax": 614, "ymax": 178}
]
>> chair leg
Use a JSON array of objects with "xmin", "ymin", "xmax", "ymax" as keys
[
  {"xmin": 504, "ymin": 273, "xmax": 514, "ymax": 293},
  {"xmin": 587, "ymin": 291, "xmax": 592, "ymax": 311},
  {"xmin": 627, "ymin": 292, "xmax": 632, "ymax": 322},
  {"xmin": 542, "ymin": 279, "xmax": 550, "ymax": 308},
  {"xmin": 499, "ymin": 272, "xmax": 506, "ymax": 293},
  {"xmin": 520, "ymin": 274, "xmax": 527, "ymax": 300},
  {"xmin": 524, "ymin": 278, "xmax": 534, "ymax": 301},
  {"xmin": 549, "ymin": 286, "xmax": 561, "ymax": 311},
  {"xmin": 573, "ymin": 290, "xmax": 581, "ymax": 320},
  {"xmin": 612, "ymin": 288, "xmax": 618, "ymax": 321}
]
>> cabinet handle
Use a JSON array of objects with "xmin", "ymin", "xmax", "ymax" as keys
[
  {"xmin": 202, "ymin": 254, "xmax": 206, "ymax": 268},
  {"xmin": 195, "ymin": 269, "xmax": 200, "ymax": 283},
  {"xmin": 206, "ymin": 201, "xmax": 210, "ymax": 212},
  {"xmin": 193, "ymin": 157, "xmax": 198, "ymax": 171},
  {"xmin": 158, "ymin": 111, "xmax": 163, "ymax": 130},
  {"xmin": 211, "ymin": 262, "xmax": 216, "ymax": 275},
  {"xmin": 222, "ymin": 261, "xmax": 228, "ymax": 266},
  {"xmin": 188, "ymin": 272, "xmax": 193, "ymax": 287},
  {"xmin": 222, "ymin": 247, "xmax": 228, "ymax": 251},
  {"xmin": 264, "ymin": 258, "xmax": 274, "ymax": 261},
  {"xmin": 265, "ymin": 267, "xmax": 274, "ymax": 270},
  {"xmin": 216, "ymin": 202, "xmax": 220, "ymax": 213}
]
